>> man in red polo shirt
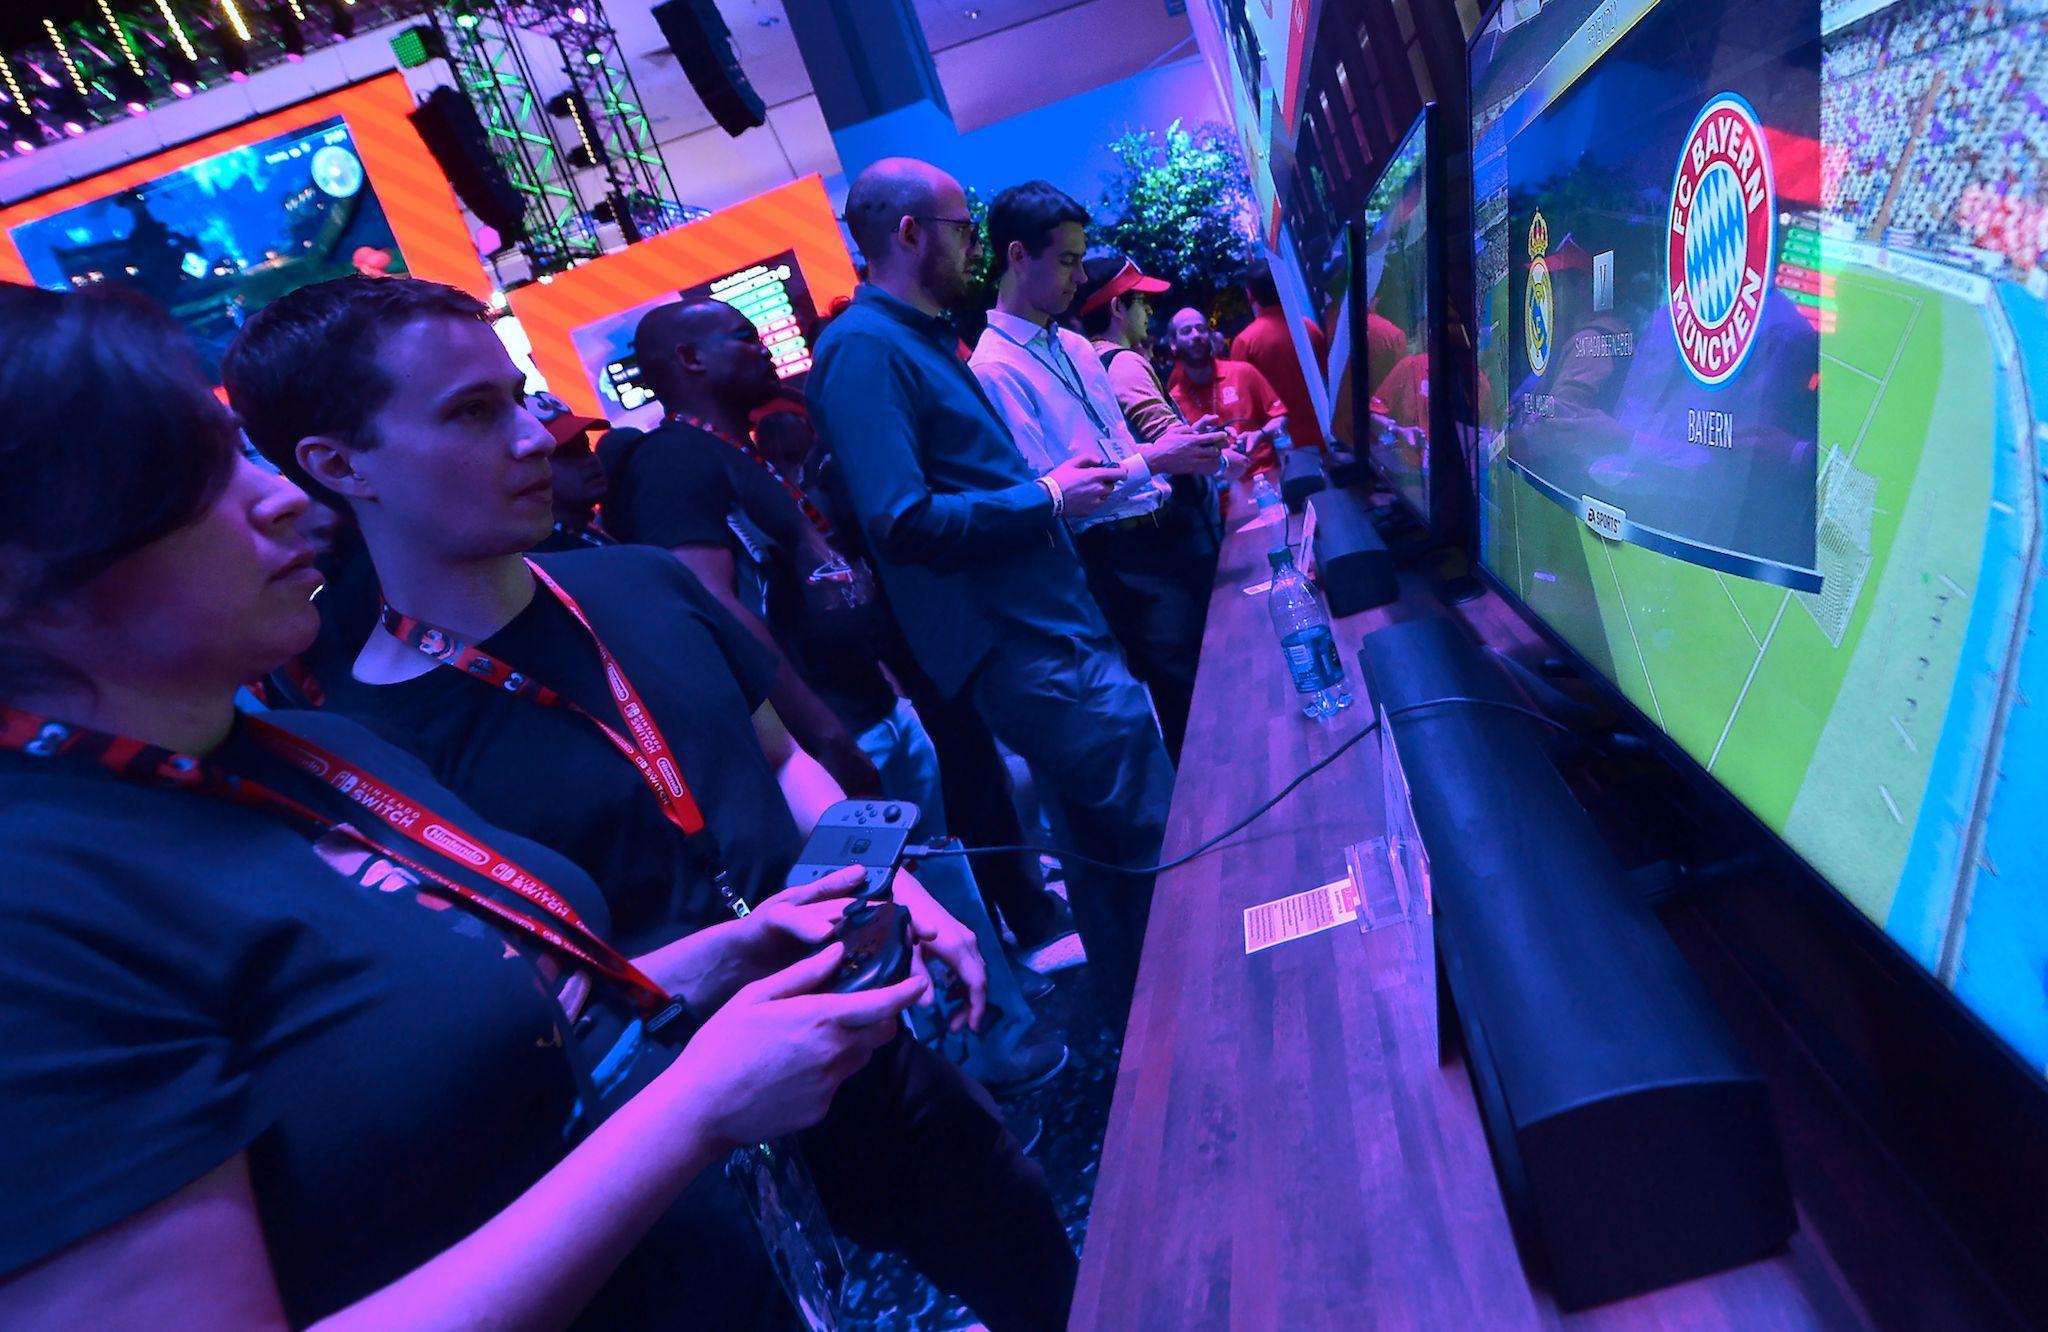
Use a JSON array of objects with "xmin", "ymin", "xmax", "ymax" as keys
[
  {"xmin": 1163, "ymin": 306, "xmax": 1288, "ymax": 473},
  {"xmin": 1230, "ymin": 268, "xmax": 1326, "ymax": 451}
]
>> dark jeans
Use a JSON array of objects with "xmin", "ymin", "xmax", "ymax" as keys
[
  {"xmin": 967, "ymin": 629, "xmax": 1176, "ymax": 1032},
  {"xmin": 892, "ymin": 647, "xmax": 1063, "ymax": 942},
  {"xmin": 1075, "ymin": 503, "xmax": 1218, "ymax": 765},
  {"xmin": 802, "ymin": 1032, "xmax": 1077, "ymax": 1331},
  {"xmin": 607, "ymin": 1033, "xmax": 1073, "ymax": 1331}
]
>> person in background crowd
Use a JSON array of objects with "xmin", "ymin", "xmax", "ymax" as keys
[
  {"xmin": 809, "ymin": 156, "xmax": 1177, "ymax": 1032},
  {"xmin": 527, "ymin": 391, "xmax": 617, "ymax": 554},
  {"xmin": 223, "ymin": 274, "xmax": 1076, "ymax": 1331},
  {"xmin": 750, "ymin": 395, "xmax": 818, "ymax": 480},
  {"xmin": 621, "ymin": 296, "xmax": 1069, "ymax": 1102},
  {"xmin": 968, "ymin": 182, "xmax": 1227, "ymax": 765},
  {"xmin": 0, "ymin": 281, "xmax": 925, "ymax": 1330},
  {"xmin": 1163, "ymin": 307, "xmax": 1289, "ymax": 474},
  {"xmin": 596, "ymin": 319, "xmax": 885, "ymax": 800},
  {"xmin": 1073, "ymin": 250, "xmax": 1245, "ymax": 637},
  {"xmin": 1233, "ymin": 267, "xmax": 1328, "ymax": 452},
  {"xmin": 1363, "ymin": 296, "xmax": 1411, "ymax": 407},
  {"xmin": 1072, "ymin": 248, "xmax": 1177, "ymax": 441}
]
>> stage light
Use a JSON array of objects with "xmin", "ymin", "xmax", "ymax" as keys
[
  {"xmin": 0, "ymin": 55, "xmax": 32, "ymax": 130},
  {"xmin": 98, "ymin": 0, "xmax": 148, "ymax": 78},
  {"xmin": 545, "ymin": 88, "xmax": 608, "ymax": 169},
  {"xmin": 154, "ymin": 0, "xmax": 202, "ymax": 64},
  {"xmin": 213, "ymin": 16, "xmax": 252, "ymax": 80},
  {"xmin": 217, "ymin": 0, "xmax": 254, "ymax": 43},
  {"xmin": 43, "ymin": 20, "xmax": 91, "ymax": 101},
  {"xmin": 324, "ymin": 0, "xmax": 356, "ymax": 40},
  {"xmin": 277, "ymin": 5, "xmax": 308, "ymax": 59}
]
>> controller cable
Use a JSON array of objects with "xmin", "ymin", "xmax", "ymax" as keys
[{"xmin": 909, "ymin": 695, "xmax": 1569, "ymax": 877}]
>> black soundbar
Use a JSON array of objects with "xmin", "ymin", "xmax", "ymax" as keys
[{"xmin": 1359, "ymin": 617, "xmax": 1795, "ymax": 1309}]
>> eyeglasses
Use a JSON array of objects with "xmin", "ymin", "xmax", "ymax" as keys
[{"xmin": 910, "ymin": 215, "xmax": 982, "ymax": 248}]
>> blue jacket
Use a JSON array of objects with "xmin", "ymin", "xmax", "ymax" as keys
[{"xmin": 807, "ymin": 285, "xmax": 1108, "ymax": 695}]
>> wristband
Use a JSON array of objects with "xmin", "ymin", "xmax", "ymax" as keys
[{"xmin": 1037, "ymin": 474, "xmax": 1065, "ymax": 517}]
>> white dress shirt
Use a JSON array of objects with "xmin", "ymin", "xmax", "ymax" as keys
[{"xmin": 969, "ymin": 307, "xmax": 1169, "ymax": 529}]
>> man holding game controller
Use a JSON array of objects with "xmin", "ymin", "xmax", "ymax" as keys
[
  {"xmin": 223, "ymin": 274, "xmax": 1077, "ymax": 1331},
  {"xmin": 809, "ymin": 160, "xmax": 1186, "ymax": 1032}
]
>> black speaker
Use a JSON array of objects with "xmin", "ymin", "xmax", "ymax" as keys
[
  {"xmin": 407, "ymin": 87, "xmax": 526, "ymax": 243},
  {"xmin": 1306, "ymin": 488, "xmax": 1395, "ymax": 615},
  {"xmin": 1279, "ymin": 447, "xmax": 1328, "ymax": 510},
  {"xmin": 652, "ymin": 0, "xmax": 768, "ymax": 136},
  {"xmin": 1359, "ymin": 618, "xmax": 1796, "ymax": 1309}
]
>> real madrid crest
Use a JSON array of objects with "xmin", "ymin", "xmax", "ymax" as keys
[
  {"xmin": 1525, "ymin": 210, "xmax": 1553, "ymax": 378},
  {"xmin": 1667, "ymin": 92, "xmax": 1776, "ymax": 386}
]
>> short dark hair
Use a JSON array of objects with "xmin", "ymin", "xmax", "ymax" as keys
[
  {"xmin": 222, "ymin": 275, "xmax": 488, "ymax": 503},
  {"xmin": 986, "ymin": 180, "xmax": 1088, "ymax": 283},
  {"xmin": 0, "ymin": 283, "xmax": 238, "ymax": 694},
  {"xmin": 1244, "ymin": 266, "xmax": 1280, "ymax": 307},
  {"xmin": 843, "ymin": 163, "xmax": 937, "ymax": 267}
]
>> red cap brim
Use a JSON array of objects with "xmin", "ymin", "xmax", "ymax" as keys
[
  {"xmin": 543, "ymin": 411, "xmax": 609, "ymax": 444},
  {"xmin": 1078, "ymin": 260, "xmax": 1170, "ymax": 317}
]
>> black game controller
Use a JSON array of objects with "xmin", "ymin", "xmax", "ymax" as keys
[{"xmin": 825, "ymin": 897, "xmax": 915, "ymax": 993}]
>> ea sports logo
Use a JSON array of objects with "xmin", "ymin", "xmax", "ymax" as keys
[{"xmin": 1668, "ymin": 92, "xmax": 1775, "ymax": 386}]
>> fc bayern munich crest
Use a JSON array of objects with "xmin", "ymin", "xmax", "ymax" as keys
[{"xmin": 1667, "ymin": 92, "xmax": 1776, "ymax": 386}]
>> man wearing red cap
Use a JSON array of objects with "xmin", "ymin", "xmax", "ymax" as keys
[{"xmin": 525, "ymin": 390, "xmax": 618, "ymax": 553}]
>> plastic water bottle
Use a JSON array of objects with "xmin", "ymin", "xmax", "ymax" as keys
[
  {"xmin": 1267, "ymin": 549, "xmax": 1353, "ymax": 718},
  {"xmin": 1252, "ymin": 472, "xmax": 1287, "ymax": 555}
]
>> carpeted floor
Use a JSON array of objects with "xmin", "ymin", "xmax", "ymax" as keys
[{"xmin": 839, "ymin": 924, "xmax": 1118, "ymax": 1331}]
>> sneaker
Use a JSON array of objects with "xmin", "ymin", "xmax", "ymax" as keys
[
  {"xmin": 979, "ymin": 1032, "xmax": 1071, "ymax": 1099},
  {"xmin": 1010, "ymin": 957, "xmax": 1056, "ymax": 1003},
  {"xmin": 1010, "ymin": 893, "xmax": 1077, "ymax": 952},
  {"xmin": 1003, "ymin": 1107, "xmax": 1044, "ymax": 1156}
]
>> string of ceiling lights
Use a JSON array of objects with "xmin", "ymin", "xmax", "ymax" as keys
[{"xmin": 0, "ymin": 0, "xmax": 420, "ymax": 155}]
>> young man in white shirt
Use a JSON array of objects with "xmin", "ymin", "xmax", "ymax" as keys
[{"xmin": 968, "ymin": 181, "xmax": 1228, "ymax": 762}]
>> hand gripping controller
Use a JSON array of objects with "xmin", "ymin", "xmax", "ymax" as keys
[
  {"xmin": 824, "ymin": 897, "xmax": 915, "ymax": 993},
  {"xmin": 784, "ymin": 798, "xmax": 925, "ymax": 992}
]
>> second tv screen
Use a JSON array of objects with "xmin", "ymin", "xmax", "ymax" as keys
[{"xmin": 1473, "ymin": 0, "xmax": 2048, "ymax": 1072}]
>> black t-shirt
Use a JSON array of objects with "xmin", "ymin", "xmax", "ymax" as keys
[
  {"xmin": 607, "ymin": 421, "xmax": 900, "ymax": 733},
  {"xmin": 0, "ymin": 708, "xmax": 666, "ymax": 1326},
  {"xmin": 321, "ymin": 545, "xmax": 797, "ymax": 952}
]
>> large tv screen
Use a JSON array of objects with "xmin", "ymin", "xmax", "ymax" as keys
[
  {"xmin": 10, "ymin": 117, "xmax": 405, "ymax": 381},
  {"xmin": 0, "ymin": 77, "xmax": 487, "ymax": 385},
  {"xmin": 1473, "ymin": 0, "xmax": 2048, "ymax": 1072},
  {"xmin": 1359, "ymin": 111, "xmax": 1433, "ymax": 519},
  {"xmin": 569, "ymin": 249, "xmax": 823, "ymax": 430}
]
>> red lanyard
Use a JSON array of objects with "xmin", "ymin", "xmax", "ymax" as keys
[
  {"xmin": 379, "ymin": 559, "xmax": 707, "ymax": 840},
  {"xmin": 666, "ymin": 411, "xmax": 833, "ymax": 538},
  {"xmin": 0, "ymin": 704, "xmax": 686, "ymax": 1034}
]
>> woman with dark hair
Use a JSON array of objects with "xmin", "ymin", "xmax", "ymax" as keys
[{"xmin": 0, "ymin": 282, "xmax": 925, "ymax": 1328}]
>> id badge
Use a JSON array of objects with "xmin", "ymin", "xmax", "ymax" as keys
[{"xmin": 726, "ymin": 1139, "xmax": 846, "ymax": 1331}]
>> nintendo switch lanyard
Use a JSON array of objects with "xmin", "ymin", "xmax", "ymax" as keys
[
  {"xmin": 379, "ymin": 559, "xmax": 708, "ymax": 847},
  {"xmin": 666, "ymin": 411, "xmax": 834, "ymax": 539},
  {"xmin": 987, "ymin": 320, "xmax": 1119, "ymax": 441},
  {"xmin": 0, "ymin": 704, "xmax": 688, "ymax": 1036}
]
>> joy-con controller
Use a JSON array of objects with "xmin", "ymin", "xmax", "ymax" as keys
[
  {"xmin": 825, "ymin": 898, "xmax": 915, "ymax": 993},
  {"xmin": 786, "ymin": 798, "xmax": 922, "ymax": 900}
]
